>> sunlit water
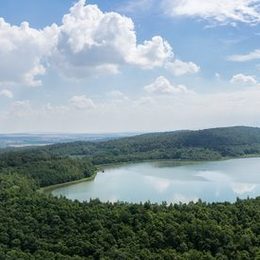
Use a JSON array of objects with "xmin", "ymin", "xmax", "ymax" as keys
[{"xmin": 51, "ymin": 158, "xmax": 260, "ymax": 203}]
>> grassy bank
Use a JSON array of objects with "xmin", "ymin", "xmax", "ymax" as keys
[{"xmin": 38, "ymin": 172, "xmax": 97, "ymax": 193}]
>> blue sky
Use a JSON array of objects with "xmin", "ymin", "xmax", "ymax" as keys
[{"xmin": 0, "ymin": 0, "xmax": 260, "ymax": 133}]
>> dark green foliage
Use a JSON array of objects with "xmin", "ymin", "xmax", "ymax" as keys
[
  {"xmin": 13, "ymin": 157, "xmax": 96, "ymax": 187},
  {"xmin": 2, "ymin": 126, "xmax": 260, "ymax": 165},
  {"xmin": 0, "ymin": 155, "xmax": 96, "ymax": 187},
  {"xmin": 0, "ymin": 174, "xmax": 259, "ymax": 259},
  {"xmin": 0, "ymin": 126, "xmax": 260, "ymax": 258}
]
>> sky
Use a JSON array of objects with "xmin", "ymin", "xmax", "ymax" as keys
[{"xmin": 0, "ymin": 0, "xmax": 260, "ymax": 133}]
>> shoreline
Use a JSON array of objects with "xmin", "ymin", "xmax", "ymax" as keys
[
  {"xmin": 38, "ymin": 172, "xmax": 97, "ymax": 193},
  {"xmin": 38, "ymin": 155, "xmax": 260, "ymax": 193},
  {"xmin": 38, "ymin": 159, "xmax": 199, "ymax": 193}
]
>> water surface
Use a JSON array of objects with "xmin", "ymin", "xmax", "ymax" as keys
[{"xmin": 51, "ymin": 158, "xmax": 260, "ymax": 203}]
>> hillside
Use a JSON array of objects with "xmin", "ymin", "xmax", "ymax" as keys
[
  {"xmin": 1, "ymin": 126, "xmax": 260, "ymax": 186},
  {"xmin": 0, "ymin": 127, "xmax": 260, "ymax": 258},
  {"xmin": 34, "ymin": 126, "xmax": 260, "ymax": 162},
  {"xmin": 2, "ymin": 126, "xmax": 260, "ymax": 165}
]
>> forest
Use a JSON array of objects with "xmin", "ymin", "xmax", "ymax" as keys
[
  {"xmin": 0, "ymin": 154, "xmax": 96, "ymax": 187},
  {"xmin": 0, "ymin": 126, "xmax": 260, "ymax": 258},
  {"xmin": 0, "ymin": 174, "xmax": 259, "ymax": 259},
  {"xmin": 2, "ymin": 126, "xmax": 260, "ymax": 166}
]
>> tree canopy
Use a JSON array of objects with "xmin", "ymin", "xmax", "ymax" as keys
[
  {"xmin": 0, "ymin": 174, "xmax": 259, "ymax": 259},
  {"xmin": 0, "ymin": 126, "xmax": 260, "ymax": 258}
]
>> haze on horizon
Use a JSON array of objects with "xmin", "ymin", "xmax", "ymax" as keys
[{"xmin": 1, "ymin": 0, "xmax": 260, "ymax": 133}]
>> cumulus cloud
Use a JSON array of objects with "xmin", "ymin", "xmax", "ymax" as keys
[
  {"xmin": 127, "ymin": 36, "xmax": 173, "ymax": 69},
  {"xmin": 0, "ymin": 18, "xmax": 57, "ymax": 87},
  {"xmin": 165, "ymin": 59, "xmax": 200, "ymax": 76},
  {"xmin": 69, "ymin": 95, "xmax": 96, "ymax": 110},
  {"xmin": 53, "ymin": 0, "xmax": 173, "ymax": 77},
  {"xmin": 0, "ymin": 0, "xmax": 202, "ymax": 84},
  {"xmin": 0, "ymin": 89, "xmax": 13, "ymax": 98},
  {"xmin": 163, "ymin": 0, "xmax": 260, "ymax": 25},
  {"xmin": 230, "ymin": 73, "xmax": 258, "ymax": 85},
  {"xmin": 228, "ymin": 49, "xmax": 260, "ymax": 62},
  {"xmin": 144, "ymin": 76, "xmax": 190, "ymax": 94}
]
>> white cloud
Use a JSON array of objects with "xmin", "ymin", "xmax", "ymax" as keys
[
  {"xmin": 144, "ymin": 76, "xmax": 190, "ymax": 94},
  {"xmin": 0, "ymin": 0, "xmax": 201, "ymax": 83},
  {"xmin": 2, "ymin": 87, "xmax": 260, "ymax": 132},
  {"xmin": 53, "ymin": 0, "xmax": 173, "ymax": 77},
  {"xmin": 230, "ymin": 73, "xmax": 257, "ymax": 85},
  {"xmin": 127, "ymin": 36, "xmax": 173, "ymax": 69},
  {"xmin": 23, "ymin": 65, "xmax": 46, "ymax": 87},
  {"xmin": 228, "ymin": 49, "xmax": 260, "ymax": 62},
  {"xmin": 0, "ymin": 89, "xmax": 13, "ymax": 98},
  {"xmin": 69, "ymin": 95, "xmax": 96, "ymax": 110},
  {"xmin": 0, "ymin": 18, "xmax": 58, "ymax": 87},
  {"xmin": 166, "ymin": 59, "xmax": 200, "ymax": 76},
  {"xmin": 163, "ymin": 0, "xmax": 260, "ymax": 25}
]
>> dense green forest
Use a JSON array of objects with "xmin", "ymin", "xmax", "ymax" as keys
[
  {"xmin": 2, "ymin": 126, "xmax": 260, "ymax": 165},
  {"xmin": 0, "ymin": 155, "xmax": 96, "ymax": 187},
  {"xmin": 0, "ymin": 174, "xmax": 259, "ymax": 259},
  {"xmin": 0, "ymin": 126, "xmax": 260, "ymax": 258}
]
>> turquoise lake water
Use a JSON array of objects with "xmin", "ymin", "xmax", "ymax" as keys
[{"xmin": 51, "ymin": 158, "xmax": 260, "ymax": 204}]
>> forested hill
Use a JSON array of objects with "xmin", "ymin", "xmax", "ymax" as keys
[
  {"xmin": 2, "ymin": 126, "xmax": 260, "ymax": 164},
  {"xmin": 34, "ymin": 126, "xmax": 260, "ymax": 162},
  {"xmin": 1, "ymin": 126, "xmax": 260, "ymax": 190},
  {"xmin": 0, "ymin": 127, "xmax": 260, "ymax": 258}
]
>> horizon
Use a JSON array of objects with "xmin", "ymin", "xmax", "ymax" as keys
[
  {"xmin": 1, "ymin": 0, "xmax": 260, "ymax": 132},
  {"xmin": 0, "ymin": 125, "xmax": 258, "ymax": 135}
]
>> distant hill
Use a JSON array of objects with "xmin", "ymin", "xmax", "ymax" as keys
[
  {"xmin": 7, "ymin": 126, "xmax": 259, "ymax": 163},
  {"xmin": 0, "ymin": 132, "xmax": 137, "ymax": 148},
  {"xmin": 3, "ymin": 126, "xmax": 260, "ymax": 187},
  {"xmin": 0, "ymin": 127, "xmax": 260, "ymax": 260}
]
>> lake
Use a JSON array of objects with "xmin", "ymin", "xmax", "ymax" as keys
[{"xmin": 51, "ymin": 158, "xmax": 260, "ymax": 204}]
